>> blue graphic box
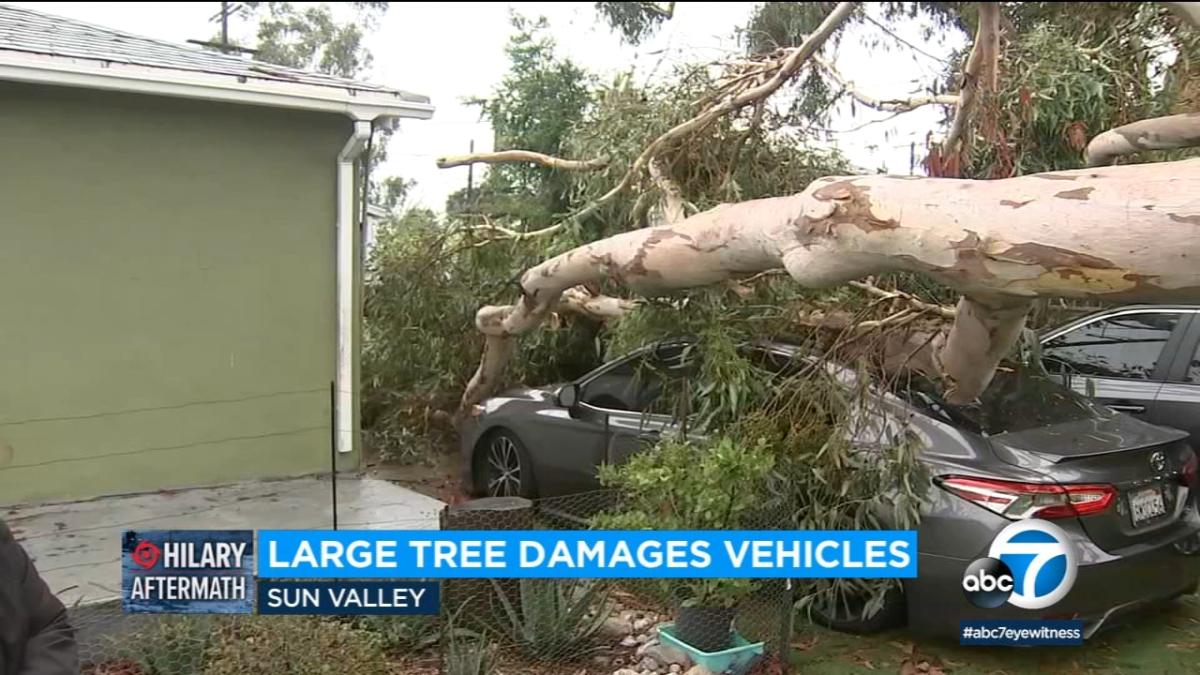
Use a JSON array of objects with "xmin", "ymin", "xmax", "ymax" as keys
[{"xmin": 122, "ymin": 529, "xmax": 255, "ymax": 614}]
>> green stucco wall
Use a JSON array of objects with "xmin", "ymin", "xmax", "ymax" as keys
[{"xmin": 0, "ymin": 81, "xmax": 362, "ymax": 505}]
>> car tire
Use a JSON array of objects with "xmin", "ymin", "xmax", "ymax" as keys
[
  {"xmin": 808, "ymin": 586, "xmax": 907, "ymax": 634},
  {"xmin": 475, "ymin": 429, "xmax": 537, "ymax": 499}
]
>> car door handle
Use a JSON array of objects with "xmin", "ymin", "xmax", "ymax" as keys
[{"xmin": 1108, "ymin": 403, "xmax": 1146, "ymax": 413}]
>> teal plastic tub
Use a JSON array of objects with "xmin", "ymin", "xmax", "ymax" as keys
[{"xmin": 657, "ymin": 622, "xmax": 765, "ymax": 674}]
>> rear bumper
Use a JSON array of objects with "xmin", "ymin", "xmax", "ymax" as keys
[{"xmin": 907, "ymin": 533, "xmax": 1200, "ymax": 638}]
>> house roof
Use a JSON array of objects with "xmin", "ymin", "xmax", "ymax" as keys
[{"xmin": 0, "ymin": 3, "xmax": 433, "ymax": 120}]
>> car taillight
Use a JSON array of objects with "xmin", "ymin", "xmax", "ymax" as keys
[
  {"xmin": 1181, "ymin": 450, "xmax": 1198, "ymax": 487},
  {"xmin": 937, "ymin": 475, "xmax": 1116, "ymax": 520}
]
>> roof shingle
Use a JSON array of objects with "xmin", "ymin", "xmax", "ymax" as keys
[{"xmin": 0, "ymin": 3, "xmax": 428, "ymax": 104}]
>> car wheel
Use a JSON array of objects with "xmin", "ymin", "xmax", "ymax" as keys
[
  {"xmin": 476, "ymin": 430, "xmax": 536, "ymax": 499},
  {"xmin": 809, "ymin": 586, "xmax": 907, "ymax": 634}
]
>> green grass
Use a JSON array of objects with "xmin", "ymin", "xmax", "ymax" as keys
[{"xmin": 789, "ymin": 593, "xmax": 1200, "ymax": 674}]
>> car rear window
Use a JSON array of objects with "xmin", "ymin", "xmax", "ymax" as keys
[{"xmin": 896, "ymin": 364, "xmax": 1112, "ymax": 435}]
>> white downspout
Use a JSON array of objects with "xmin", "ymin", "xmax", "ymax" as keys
[{"xmin": 336, "ymin": 120, "xmax": 372, "ymax": 454}]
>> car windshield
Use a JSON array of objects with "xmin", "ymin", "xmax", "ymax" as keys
[
  {"xmin": 617, "ymin": 340, "xmax": 1111, "ymax": 436},
  {"xmin": 896, "ymin": 364, "xmax": 1113, "ymax": 436},
  {"xmin": 741, "ymin": 342, "xmax": 1111, "ymax": 436}
]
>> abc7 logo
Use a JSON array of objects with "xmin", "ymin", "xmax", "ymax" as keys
[{"xmin": 962, "ymin": 519, "xmax": 1079, "ymax": 610}]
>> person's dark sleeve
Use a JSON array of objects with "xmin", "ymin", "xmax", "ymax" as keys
[{"xmin": 0, "ymin": 522, "xmax": 79, "ymax": 675}]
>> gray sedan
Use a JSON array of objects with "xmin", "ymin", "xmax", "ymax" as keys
[{"xmin": 458, "ymin": 334, "xmax": 1200, "ymax": 637}]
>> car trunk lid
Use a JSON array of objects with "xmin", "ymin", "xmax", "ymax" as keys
[{"xmin": 989, "ymin": 414, "xmax": 1196, "ymax": 553}]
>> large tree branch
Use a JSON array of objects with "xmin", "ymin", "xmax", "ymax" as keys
[
  {"xmin": 815, "ymin": 55, "xmax": 959, "ymax": 113},
  {"xmin": 461, "ymin": 159, "xmax": 1200, "ymax": 409},
  {"xmin": 437, "ymin": 150, "xmax": 609, "ymax": 171},
  {"xmin": 1084, "ymin": 113, "xmax": 1200, "ymax": 166},
  {"xmin": 942, "ymin": 2, "xmax": 1000, "ymax": 156}
]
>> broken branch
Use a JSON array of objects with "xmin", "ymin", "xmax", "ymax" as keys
[
  {"xmin": 815, "ymin": 55, "xmax": 959, "ymax": 113},
  {"xmin": 437, "ymin": 150, "xmax": 609, "ymax": 171},
  {"xmin": 848, "ymin": 280, "xmax": 957, "ymax": 318},
  {"xmin": 565, "ymin": 2, "xmax": 857, "ymax": 228}
]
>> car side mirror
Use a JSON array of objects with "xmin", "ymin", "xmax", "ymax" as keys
[{"xmin": 555, "ymin": 383, "xmax": 580, "ymax": 410}]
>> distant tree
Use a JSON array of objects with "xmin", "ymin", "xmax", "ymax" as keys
[
  {"xmin": 444, "ymin": 14, "xmax": 593, "ymax": 227},
  {"xmin": 375, "ymin": 176, "xmax": 415, "ymax": 214},
  {"xmin": 593, "ymin": 1, "xmax": 676, "ymax": 45},
  {"xmin": 206, "ymin": 2, "xmax": 411, "ymax": 213},
  {"xmin": 239, "ymin": 1, "xmax": 387, "ymax": 78}
]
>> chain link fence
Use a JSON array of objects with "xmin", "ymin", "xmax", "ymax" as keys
[{"xmin": 57, "ymin": 488, "xmax": 811, "ymax": 675}]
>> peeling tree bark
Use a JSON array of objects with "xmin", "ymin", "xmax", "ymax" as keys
[
  {"xmin": 1084, "ymin": 112, "xmax": 1200, "ymax": 166},
  {"xmin": 461, "ymin": 159, "xmax": 1200, "ymax": 409},
  {"xmin": 559, "ymin": 286, "xmax": 639, "ymax": 320}
]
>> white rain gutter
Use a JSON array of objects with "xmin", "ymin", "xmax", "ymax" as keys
[
  {"xmin": 0, "ymin": 53, "xmax": 435, "ymax": 120},
  {"xmin": 335, "ymin": 120, "xmax": 373, "ymax": 454}
]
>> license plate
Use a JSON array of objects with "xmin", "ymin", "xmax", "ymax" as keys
[{"xmin": 1130, "ymin": 486, "xmax": 1167, "ymax": 526}]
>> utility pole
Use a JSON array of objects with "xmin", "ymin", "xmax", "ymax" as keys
[
  {"xmin": 188, "ymin": 2, "xmax": 259, "ymax": 56},
  {"xmin": 220, "ymin": 1, "xmax": 230, "ymax": 48}
]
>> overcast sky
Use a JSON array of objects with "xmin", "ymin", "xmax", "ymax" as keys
[{"xmin": 15, "ymin": 2, "xmax": 966, "ymax": 211}]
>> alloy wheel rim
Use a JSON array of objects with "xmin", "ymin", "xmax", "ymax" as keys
[{"xmin": 487, "ymin": 436, "xmax": 522, "ymax": 497}]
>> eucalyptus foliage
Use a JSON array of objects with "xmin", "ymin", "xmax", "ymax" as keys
[{"xmin": 591, "ymin": 287, "xmax": 929, "ymax": 621}]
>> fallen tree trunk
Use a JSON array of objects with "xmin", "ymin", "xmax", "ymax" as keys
[{"xmin": 461, "ymin": 158, "xmax": 1200, "ymax": 409}]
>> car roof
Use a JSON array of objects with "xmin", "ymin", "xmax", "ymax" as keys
[{"xmin": 1037, "ymin": 303, "xmax": 1200, "ymax": 339}]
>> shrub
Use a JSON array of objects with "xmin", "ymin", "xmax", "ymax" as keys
[{"xmin": 593, "ymin": 436, "xmax": 774, "ymax": 610}]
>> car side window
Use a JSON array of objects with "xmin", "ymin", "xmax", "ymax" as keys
[
  {"xmin": 1186, "ymin": 340, "xmax": 1200, "ymax": 384},
  {"xmin": 579, "ymin": 343, "xmax": 697, "ymax": 414},
  {"xmin": 1042, "ymin": 312, "xmax": 1181, "ymax": 380},
  {"xmin": 578, "ymin": 358, "xmax": 642, "ymax": 411}
]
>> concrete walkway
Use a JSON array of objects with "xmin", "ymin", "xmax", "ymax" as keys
[{"xmin": 5, "ymin": 475, "xmax": 445, "ymax": 607}]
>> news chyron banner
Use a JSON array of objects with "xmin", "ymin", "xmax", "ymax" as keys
[
  {"xmin": 122, "ymin": 530, "xmax": 255, "ymax": 614},
  {"xmin": 123, "ymin": 529, "xmax": 917, "ymax": 615}
]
